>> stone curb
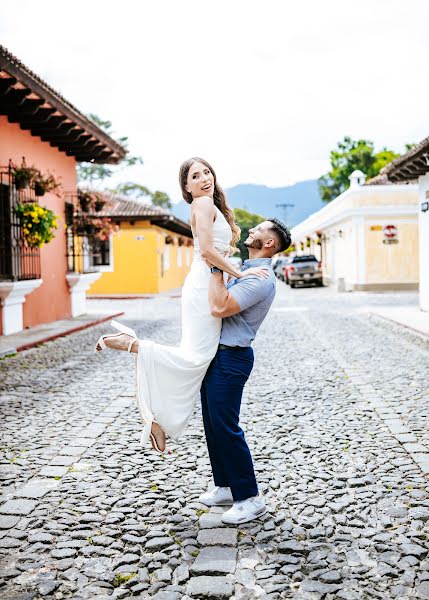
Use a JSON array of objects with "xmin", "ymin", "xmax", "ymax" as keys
[{"xmin": 3, "ymin": 311, "xmax": 124, "ymax": 355}]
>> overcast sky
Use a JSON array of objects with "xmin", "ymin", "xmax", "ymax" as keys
[{"xmin": 1, "ymin": 0, "xmax": 428, "ymax": 202}]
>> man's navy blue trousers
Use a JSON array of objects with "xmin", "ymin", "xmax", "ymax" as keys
[{"xmin": 201, "ymin": 346, "xmax": 258, "ymax": 502}]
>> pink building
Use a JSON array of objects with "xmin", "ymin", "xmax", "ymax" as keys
[{"xmin": 0, "ymin": 46, "xmax": 125, "ymax": 335}]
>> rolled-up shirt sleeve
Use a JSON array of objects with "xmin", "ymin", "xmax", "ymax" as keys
[{"xmin": 228, "ymin": 277, "xmax": 273, "ymax": 311}]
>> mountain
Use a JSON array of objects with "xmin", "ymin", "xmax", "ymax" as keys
[{"xmin": 171, "ymin": 179, "xmax": 324, "ymax": 228}]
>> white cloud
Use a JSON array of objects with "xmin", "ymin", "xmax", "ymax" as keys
[{"xmin": 1, "ymin": 0, "xmax": 428, "ymax": 201}]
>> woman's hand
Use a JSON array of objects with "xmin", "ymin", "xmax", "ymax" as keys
[{"xmin": 239, "ymin": 267, "xmax": 270, "ymax": 279}]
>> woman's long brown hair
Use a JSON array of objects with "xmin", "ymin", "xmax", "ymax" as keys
[{"xmin": 179, "ymin": 157, "xmax": 241, "ymax": 251}]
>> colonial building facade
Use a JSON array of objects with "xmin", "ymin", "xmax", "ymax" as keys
[
  {"xmin": 291, "ymin": 171, "xmax": 419, "ymax": 292},
  {"xmin": 0, "ymin": 45, "xmax": 125, "ymax": 334}
]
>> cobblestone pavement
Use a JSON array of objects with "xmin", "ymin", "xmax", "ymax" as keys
[{"xmin": 1, "ymin": 285, "xmax": 429, "ymax": 600}]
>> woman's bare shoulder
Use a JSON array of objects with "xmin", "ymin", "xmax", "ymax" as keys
[
  {"xmin": 191, "ymin": 196, "xmax": 216, "ymax": 216},
  {"xmin": 192, "ymin": 196, "xmax": 214, "ymax": 208}
]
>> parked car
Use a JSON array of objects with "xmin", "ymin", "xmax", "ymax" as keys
[
  {"xmin": 285, "ymin": 255, "xmax": 323, "ymax": 288},
  {"xmin": 272, "ymin": 256, "xmax": 290, "ymax": 280}
]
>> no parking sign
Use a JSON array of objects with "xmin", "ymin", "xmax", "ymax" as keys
[{"xmin": 383, "ymin": 224, "xmax": 399, "ymax": 244}]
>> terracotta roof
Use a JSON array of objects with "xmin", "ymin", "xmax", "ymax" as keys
[
  {"xmin": 97, "ymin": 196, "xmax": 170, "ymax": 218},
  {"xmin": 88, "ymin": 194, "xmax": 192, "ymax": 237},
  {"xmin": 0, "ymin": 45, "xmax": 126, "ymax": 164},
  {"xmin": 365, "ymin": 172, "xmax": 416, "ymax": 186},
  {"xmin": 380, "ymin": 138, "xmax": 429, "ymax": 182}
]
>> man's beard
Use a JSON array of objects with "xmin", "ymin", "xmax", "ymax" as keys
[{"xmin": 244, "ymin": 238, "xmax": 263, "ymax": 250}]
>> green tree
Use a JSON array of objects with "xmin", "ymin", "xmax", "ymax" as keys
[
  {"xmin": 77, "ymin": 114, "xmax": 144, "ymax": 185},
  {"xmin": 318, "ymin": 136, "xmax": 401, "ymax": 202},
  {"xmin": 77, "ymin": 115, "xmax": 172, "ymax": 209},
  {"xmin": 151, "ymin": 191, "xmax": 172, "ymax": 209},
  {"xmin": 234, "ymin": 207, "xmax": 265, "ymax": 261},
  {"xmin": 111, "ymin": 182, "xmax": 152, "ymax": 198}
]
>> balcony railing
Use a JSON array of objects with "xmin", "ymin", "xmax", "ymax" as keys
[{"xmin": 0, "ymin": 164, "xmax": 41, "ymax": 281}]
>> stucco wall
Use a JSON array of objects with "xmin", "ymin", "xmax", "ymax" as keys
[
  {"xmin": 365, "ymin": 219, "xmax": 419, "ymax": 284},
  {"xmin": 87, "ymin": 222, "xmax": 193, "ymax": 295},
  {"xmin": 0, "ymin": 116, "xmax": 77, "ymax": 329}
]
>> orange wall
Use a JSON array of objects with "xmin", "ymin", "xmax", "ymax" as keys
[{"xmin": 0, "ymin": 116, "xmax": 77, "ymax": 329}]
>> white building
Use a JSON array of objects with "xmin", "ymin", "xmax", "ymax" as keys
[
  {"xmin": 380, "ymin": 138, "xmax": 429, "ymax": 311},
  {"xmin": 291, "ymin": 171, "xmax": 419, "ymax": 292}
]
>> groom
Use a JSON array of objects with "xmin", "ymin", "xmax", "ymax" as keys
[{"xmin": 199, "ymin": 218, "xmax": 291, "ymax": 524}]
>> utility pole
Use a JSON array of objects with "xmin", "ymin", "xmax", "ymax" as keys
[{"xmin": 275, "ymin": 203, "xmax": 295, "ymax": 225}]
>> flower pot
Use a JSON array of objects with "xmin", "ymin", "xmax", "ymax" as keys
[
  {"xmin": 79, "ymin": 198, "xmax": 91, "ymax": 212},
  {"xmin": 94, "ymin": 199, "xmax": 106, "ymax": 212},
  {"xmin": 34, "ymin": 182, "xmax": 46, "ymax": 197},
  {"xmin": 14, "ymin": 173, "xmax": 31, "ymax": 190}
]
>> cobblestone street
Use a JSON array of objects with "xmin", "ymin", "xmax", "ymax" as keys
[{"xmin": 1, "ymin": 284, "xmax": 429, "ymax": 600}]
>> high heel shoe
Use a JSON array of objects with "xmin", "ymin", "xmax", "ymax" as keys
[{"xmin": 94, "ymin": 320, "xmax": 138, "ymax": 353}]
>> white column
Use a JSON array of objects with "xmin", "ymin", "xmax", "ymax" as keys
[
  {"xmin": 0, "ymin": 279, "xmax": 43, "ymax": 335},
  {"xmin": 66, "ymin": 272, "xmax": 102, "ymax": 317},
  {"xmin": 418, "ymin": 174, "xmax": 429, "ymax": 311}
]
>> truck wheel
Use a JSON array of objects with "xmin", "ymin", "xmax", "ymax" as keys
[{"xmin": 290, "ymin": 282, "xmax": 295, "ymax": 288}]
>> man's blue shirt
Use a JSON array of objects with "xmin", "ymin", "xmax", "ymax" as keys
[{"xmin": 219, "ymin": 257, "xmax": 276, "ymax": 347}]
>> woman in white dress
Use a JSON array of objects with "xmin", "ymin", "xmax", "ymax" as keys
[{"xmin": 95, "ymin": 158, "xmax": 268, "ymax": 451}]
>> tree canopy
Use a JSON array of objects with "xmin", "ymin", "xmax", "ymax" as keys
[
  {"xmin": 77, "ymin": 115, "xmax": 171, "ymax": 208},
  {"xmin": 318, "ymin": 136, "xmax": 401, "ymax": 202},
  {"xmin": 234, "ymin": 207, "xmax": 265, "ymax": 261}
]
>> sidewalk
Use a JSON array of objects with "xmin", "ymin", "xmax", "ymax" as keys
[
  {"xmin": 0, "ymin": 311, "xmax": 124, "ymax": 357},
  {"xmin": 371, "ymin": 305, "xmax": 429, "ymax": 338}
]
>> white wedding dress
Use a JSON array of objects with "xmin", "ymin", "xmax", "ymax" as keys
[{"xmin": 136, "ymin": 206, "xmax": 232, "ymax": 445}]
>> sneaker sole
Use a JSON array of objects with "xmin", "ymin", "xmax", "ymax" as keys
[
  {"xmin": 221, "ymin": 506, "xmax": 267, "ymax": 525},
  {"xmin": 198, "ymin": 498, "xmax": 234, "ymax": 507}
]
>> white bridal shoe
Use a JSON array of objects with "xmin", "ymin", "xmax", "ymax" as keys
[
  {"xmin": 94, "ymin": 320, "xmax": 138, "ymax": 353},
  {"xmin": 94, "ymin": 320, "xmax": 166, "ymax": 453}
]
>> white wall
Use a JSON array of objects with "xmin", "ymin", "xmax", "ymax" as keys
[{"xmin": 418, "ymin": 174, "xmax": 429, "ymax": 311}]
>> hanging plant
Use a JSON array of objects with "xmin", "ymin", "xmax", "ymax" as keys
[
  {"xmin": 165, "ymin": 235, "xmax": 174, "ymax": 245},
  {"xmin": 77, "ymin": 189, "xmax": 107, "ymax": 213},
  {"xmin": 11, "ymin": 160, "xmax": 38, "ymax": 191},
  {"xmin": 178, "ymin": 236, "xmax": 185, "ymax": 246},
  {"xmin": 75, "ymin": 214, "xmax": 118, "ymax": 241},
  {"xmin": 33, "ymin": 172, "xmax": 62, "ymax": 197},
  {"xmin": 14, "ymin": 202, "xmax": 58, "ymax": 247}
]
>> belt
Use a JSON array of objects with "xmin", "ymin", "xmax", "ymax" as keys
[{"xmin": 218, "ymin": 343, "xmax": 247, "ymax": 351}]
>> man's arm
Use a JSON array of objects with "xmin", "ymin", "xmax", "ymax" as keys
[
  {"xmin": 209, "ymin": 271, "xmax": 272, "ymax": 318},
  {"xmin": 209, "ymin": 272, "xmax": 241, "ymax": 318}
]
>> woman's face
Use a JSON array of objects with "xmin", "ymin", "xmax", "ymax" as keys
[{"xmin": 185, "ymin": 161, "xmax": 214, "ymax": 199}]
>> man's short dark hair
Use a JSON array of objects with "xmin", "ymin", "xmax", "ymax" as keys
[{"xmin": 267, "ymin": 218, "xmax": 291, "ymax": 252}]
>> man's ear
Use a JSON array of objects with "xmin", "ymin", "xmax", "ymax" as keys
[{"xmin": 265, "ymin": 238, "xmax": 276, "ymax": 248}]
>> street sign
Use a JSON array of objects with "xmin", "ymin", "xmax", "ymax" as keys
[{"xmin": 383, "ymin": 225, "xmax": 398, "ymax": 239}]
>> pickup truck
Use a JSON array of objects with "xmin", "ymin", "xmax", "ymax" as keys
[{"xmin": 284, "ymin": 255, "xmax": 323, "ymax": 288}]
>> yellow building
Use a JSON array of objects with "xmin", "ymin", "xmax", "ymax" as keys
[
  {"xmin": 86, "ymin": 197, "xmax": 194, "ymax": 296},
  {"xmin": 291, "ymin": 170, "xmax": 419, "ymax": 291}
]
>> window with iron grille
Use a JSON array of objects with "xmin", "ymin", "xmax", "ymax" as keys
[
  {"xmin": 0, "ymin": 165, "xmax": 41, "ymax": 281},
  {"xmin": 65, "ymin": 200, "xmax": 111, "ymax": 273}
]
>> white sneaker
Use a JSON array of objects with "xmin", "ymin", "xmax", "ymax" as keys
[
  {"xmin": 221, "ymin": 495, "xmax": 266, "ymax": 525},
  {"xmin": 199, "ymin": 486, "xmax": 234, "ymax": 506}
]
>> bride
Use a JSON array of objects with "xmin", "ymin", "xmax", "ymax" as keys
[{"xmin": 95, "ymin": 158, "xmax": 268, "ymax": 452}]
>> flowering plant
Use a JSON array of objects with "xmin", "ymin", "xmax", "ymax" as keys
[
  {"xmin": 15, "ymin": 202, "xmax": 58, "ymax": 247},
  {"xmin": 33, "ymin": 172, "xmax": 62, "ymax": 197},
  {"xmin": 77, "ymin": 189, "xmax": 107, "ymax": 213}
]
